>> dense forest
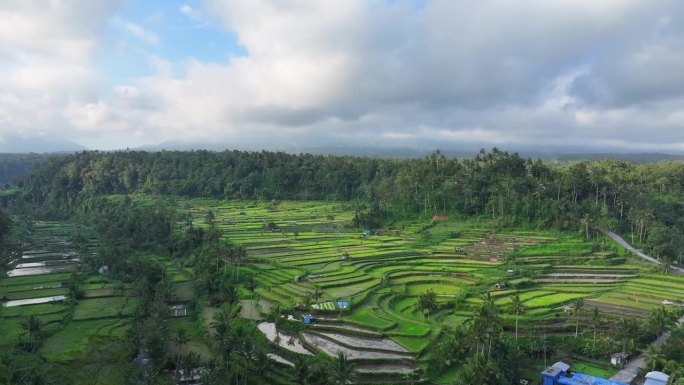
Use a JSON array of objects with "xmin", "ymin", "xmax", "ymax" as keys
[
  {"xmin": 5, "ymin": 148, "xmax": 684, "ymax": 262},
  {"xmin": 0, "ymin": 154, "xmax": 55, "ymax": 187}
]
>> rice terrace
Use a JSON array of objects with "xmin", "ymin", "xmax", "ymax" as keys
[
  {"xmin": 2, "ymin": 150, "xmax": 684, "ymax": 384},
  {"xmin": 4, "ymin": 1, "xmax": 684, "ymax": 384}
]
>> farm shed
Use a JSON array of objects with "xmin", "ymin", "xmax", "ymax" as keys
[
  {"xmin": 610, "ymin": 352, "xmax": 629, "ymax": 368},
  {"xmin": 169, "ymin": 304, "xmax": 187, "ymax": 317}
]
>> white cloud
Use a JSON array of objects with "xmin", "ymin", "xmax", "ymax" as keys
[
  {"xmin": 113, "ymin": 0, "xmax": 683, "ymax": 151},
  {"xmin": 123, "ymin": 22, "xmax": 160, "ymax": 45},
  {"xmin": 181, "ymin": 4, "xmax": 193, "ymax": 16},
  {"xmin": 2, "ymin": 0, "xmax": 684, "ymax": 152},
  {"xmin": 63, "ymin": 101, "xmax": 128, "ymax": 132},
  {"xmin": 0, "ymin": 0, "xmax": 124, "ymax": 145}
]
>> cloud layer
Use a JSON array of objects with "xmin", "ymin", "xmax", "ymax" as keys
[{"xmin": 1, "ymin": 0, "xmax": 684, "ymax": 152}]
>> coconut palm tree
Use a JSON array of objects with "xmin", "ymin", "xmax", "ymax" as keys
[
  {"xmin": 617, "ymin": 317, "xmax": 639, "ymax": 353},
  {"xmin": 509, "ymin": 294, "xmax": 526, "ymax": 340},
  {"xmin": 312, "ymin": 287, "xmax": 323, "ymax": 303},
  {"xmin": 293, "ymin": 355, "xmax": 311, "ymax": 385},
  {"xmin": 20, "ymin": 314, "xmax": 44, "ymax": 351},
  {"xmin": 572, "ymin": 298, "xmax": 584, "ymax": 338},
  {"xmin": 589, "ymin": 308, "xmax": 602, "ymax": 349},
  {"xmin": 658, "ymin": 256, "xmax": 672, "ymax": 275},
  {"xmin": 211, "ymin": 307, "xmax": 236, "ymax": 368},
  {"xmin": 173, "ymin": 327, "xmax": 191, "ymax": 376},
  {"xmin": 664, "ymin": 361, "xmax": 684, "ymax": 384},
  {"xmin": 307, "ymin": 354, "xmax": 333, "ymax": 385},
  {"xmin": 332, "ymin": 352, "xmax": 356, "ymax": 385},
  {"xmin": 417, "ymin": 289, "xmax": 438, "ymax": 319},
  {"xmin": 649, "ymin": 306, "xmax": 673, "ymax": 337},
  {"xmin": 643, "ymin": 344, "xmax": 665, "ymax": 372},
  {"xmin": 180, "ymin": 351, "xmax": 202, "ymax": 383}
]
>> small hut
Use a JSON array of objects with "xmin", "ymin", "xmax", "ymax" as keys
[{"xmin": 610, "ymin": 352, "xmax": 629, "ymax": 368}]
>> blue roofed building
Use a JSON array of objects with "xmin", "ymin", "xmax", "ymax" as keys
[{"xmin": 541, "ymin": 362, "xmax": 629, "ymax": 385}]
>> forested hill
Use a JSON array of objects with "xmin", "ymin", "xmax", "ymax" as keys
[
  {"xmin": 0, "ymin": 153, "xmax": 56, "ymax": 186},
  {"xmin": 5, "ymin": 149, "xmax": 684, "ymax": 259}
]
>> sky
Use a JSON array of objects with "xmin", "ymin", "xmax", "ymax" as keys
[{"xmin": 1, "ymin": 0, "xmax": 684, "ymax": 153}]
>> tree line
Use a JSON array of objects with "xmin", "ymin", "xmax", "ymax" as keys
[{"xmin": 5, "ymin": 148, "xmax": 684, "ymax": 259}]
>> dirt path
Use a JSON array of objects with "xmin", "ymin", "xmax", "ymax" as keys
[
  {"xmin": 610, "ymin": 314, "xmax": 684, "ymax": 383},
  {"xmin": 604, "ymin": 231, "xmax": 684, "ymax": 274}
]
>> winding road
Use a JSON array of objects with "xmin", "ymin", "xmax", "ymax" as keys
[
  {"xmin": 605, "ymin": 230, "xmax": 684, "ymax": 383},
  {"xmin": 604, "ymin": 231, "xmax": 684, "ymax": 274}
]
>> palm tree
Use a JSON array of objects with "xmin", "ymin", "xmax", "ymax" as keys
[
  {"xmin": 580, "ymin": 214, "xmax": 591, "ymax": 239},
  {"xmin": 649, "ymin": 306, "xmax": 672, "ymax": 337},
  {"xmin": 180, "ymin": 351, "xmax": 202, "ymax": 383},
  {"xmin": 244, "ymin": 275, "xmax": 258, "ymax": 317},
  {"xmin": 417, "ymin": 289, "xmax": 438, "ymax": 319},
  {"xmin": 211, "ymin": 307, "xmax": 236, "ymax": 368},
  {"xmin": 664, "ymin": 361, "xmax": 684, "ymax": 384},
  {"xmin": 589, "ymin": 308, "xmax": 601, "ymax": 349},
  {"xmin": 509, "ymin": 294, "xmax": 526, "ymax": 340},
  {"xmin": 20, "ymin": 314, "xmax": 44, "ymax": 351},
  {"xmin": 572, "ymin": 298, "xmax": 584, "ymax": 338},
  {"xmin": 332, "ymin": 352, "xmax": 356, "ymax": 385},
  {"xmin": 643, "ymin": 344, "xmax": 665, "ymax": 372},
  {"xmin": 658, "ymin": 256, "xmax": 672, "ymax": 275},
  {"xmin": 617, "ymin": 317, "xmax": 639, "ymax": 353},
  {"xmin": 312, "ymin": 287, "xmax": 323, "ymax": 303},
  {"xmin": 173, "ymin": 327, "xmax": 191, "ymax": 376},
  {"xmin": 293, "ymin": 355, "xmax": 311, "ymax": 384},
  {"xmin": 232, "ymin": 245, "xmax": 247, "ymax": 281},
  {"xmin": 470, "ymin": 298, "xmax": 502, "ymax": 359},
  {"xmin": 308, "ymin": 354, "xmax": 333, "ymax": 385}
]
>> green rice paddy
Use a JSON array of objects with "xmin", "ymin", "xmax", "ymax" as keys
[{"xmin": 3, "ymin": 199, "xmax": 682, "ymax": 382}]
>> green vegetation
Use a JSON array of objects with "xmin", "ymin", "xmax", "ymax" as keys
[{"xmin": 2, "ymin": 149, "xmax": 684, "ymax": 384}]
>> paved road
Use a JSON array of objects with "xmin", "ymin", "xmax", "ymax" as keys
[
  {"xmin": 606, "ymin": 230, "xmax": 684, "ymax": 383},
  {"xmin": 605, "ymin": 231, "xmax": 684, "ymax": 273},
  {"xmin": 610, "ymin": 315, "xmax": 684, "ymax": 384}
]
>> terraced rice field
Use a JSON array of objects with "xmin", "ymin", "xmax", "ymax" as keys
[
  {"xmin": 0, "ymin": 221, "xmax": 193, "ymax": 361},
  {"xmin": 178, "ymin": 199, "xmax": 681, "ymax": 381},
  {"xmin": 7, "ymin": 201, "xmax": 678, "ymax": 382}
]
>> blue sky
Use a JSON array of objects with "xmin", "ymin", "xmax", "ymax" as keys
[
  {"xmin": 96, "ymin": 0, "xmax": 245, "ymax": 87},
  {"xmin": 1, "ymin": 0, "xmax": 684, "ymax": 153}
]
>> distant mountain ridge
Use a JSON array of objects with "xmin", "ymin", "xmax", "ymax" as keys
[
  {"xmin": 0, "ymin": 137, "xmax": 86, "ymax": 154},
  {"xmin": 130, "ymin": 141, "xmax": 684, "ymax": 162},
  {"xmin": 1, "ymin": 137, "xmax": 683, "ymax": 163}
]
